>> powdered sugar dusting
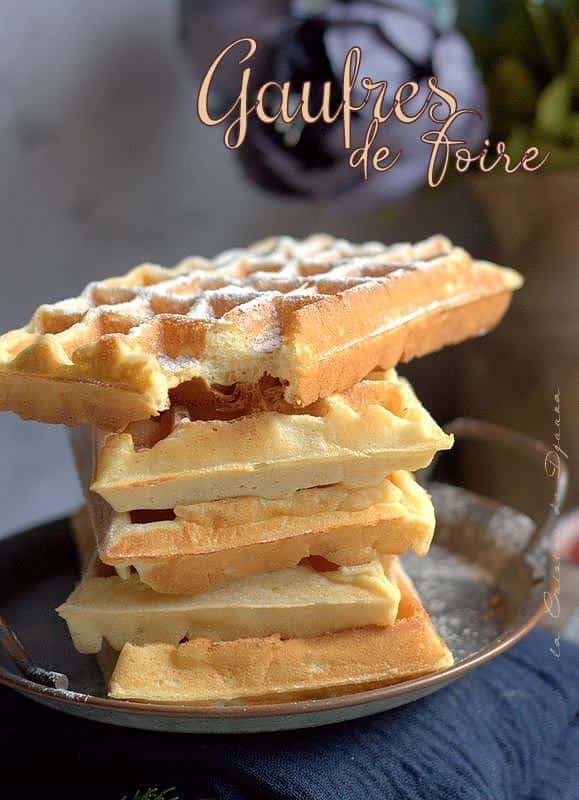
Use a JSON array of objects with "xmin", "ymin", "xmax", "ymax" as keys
[{"xmin": 30, "ymin": 234, "xmax": 453, "ymax": 339}]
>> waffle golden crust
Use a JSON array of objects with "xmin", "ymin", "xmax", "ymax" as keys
[
  {"xmin": 80, "ymin": 468, "xmax": 435, "ymax": 595},
  {"xmin": 0, "ymin": 234, "xmax": 522, "ymax": 429},
  {"xmin": 57, "ymin": 556, "xmax": 400, "ymax": 654},
  {"xmin": 108, "ymin": 563, "xmax": 453, "ymax": 703},
  {"xmin": 89, "ymin": 370, "xmax": 453, "ymax": 511}
]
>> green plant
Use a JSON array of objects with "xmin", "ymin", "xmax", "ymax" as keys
[{"xmin": 461, "ymin": 0, "xmax": 579, "ymax": 168}]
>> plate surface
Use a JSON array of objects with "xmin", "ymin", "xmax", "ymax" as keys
[{"xmin": 0, "ymin": 483, "xmax": 550, "ymax": 733}]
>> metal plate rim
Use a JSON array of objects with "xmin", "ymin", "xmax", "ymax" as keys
[
  {"xmin": 0, "ymin": 506, "xmax": 553, "ymax": 727},
  {"xmin": 0, "ymin": 599, "xmax": 548, "ymax": 721}
]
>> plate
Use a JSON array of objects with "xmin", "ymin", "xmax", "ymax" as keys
[{"xmin": 0, "ymin": 480, "xmax": 553, "ymax": 733}]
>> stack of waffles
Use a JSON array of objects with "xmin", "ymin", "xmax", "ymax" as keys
[{"xmin": 0, "ymin": 234, "xmax": 522, "ymax": 704}]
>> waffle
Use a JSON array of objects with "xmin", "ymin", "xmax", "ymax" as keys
[
  {"xmin": 0, "ymin": 234, "xmax": 522, "ymax": 429},
  {"xmin": 57, "ymin": 554, "xmax": 400, "ymax": 654},
  {"xmin": 88, "ymin": 370, "xmax": 453, "ymax": 511},
  {"xmin": 78, "ymin": 464, "xmax": 435, "ymax": 594},
  {"xmin": 69, "ymin": 380, "xmax": 439, "ymax": 595},
  {"xmin": 107, "ymin": 562, "xmax": 453, "ymax": 703}
]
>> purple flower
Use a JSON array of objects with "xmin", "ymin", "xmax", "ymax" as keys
[{"xmin": 237, "ymin": 0, "xmax": 487, "ymax": 209}]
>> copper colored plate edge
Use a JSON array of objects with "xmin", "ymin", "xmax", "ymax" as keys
[{"xmin": 0, "ymin": 571, "xmax": 552, "ymax": 721}]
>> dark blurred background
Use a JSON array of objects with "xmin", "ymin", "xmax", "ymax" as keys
[{"xmin": 0, "ymin": 0, "xmax": 576, "ymax": 538}]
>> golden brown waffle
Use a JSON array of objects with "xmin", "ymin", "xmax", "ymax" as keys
[
  {"xmin": 88, "ymin": 370, "xmax": 452, "ymax": 511},
  {"xmin": 102, "ymin": 474, "xmax": 432, "ymax": 595},
  {"xmin": 77, "ymin": 467, "xmax": 435, "ymax": 594},
  {"xmin": 0, "ymin": 234, "xmax": 522, "ymax": 429},
  {"xmin": 107, "ymin": 562, "xmax": 453, "ymax": 703},
  {"xmin": 57, "ymin": 554, "xmax": 400, "ymax": 654}
]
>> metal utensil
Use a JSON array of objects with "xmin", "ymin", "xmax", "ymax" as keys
[
  {"xmin": 0, "ymin": 614, "xmax": 69, "ymax": 690},
  {"xmin": 445, "ymin": 417, "xmax": 568, "ymax": 579}
]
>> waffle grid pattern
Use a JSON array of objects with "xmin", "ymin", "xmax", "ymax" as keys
[
  {"xmin": 0, "ymin": 233, "xmax": 521, "ymax": 427},
  {"xmin": 22, "ymin": 234, "xmax": 449, "ymax": 359}
]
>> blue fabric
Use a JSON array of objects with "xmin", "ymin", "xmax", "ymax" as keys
[{"xmin": 2, "ymin": 629, "xmax": 578, "ymax": 799}]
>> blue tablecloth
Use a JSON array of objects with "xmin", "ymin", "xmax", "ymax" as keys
[{"xmin": 2, "ymin": 629, "xmax": 578, "ymax": 799}]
